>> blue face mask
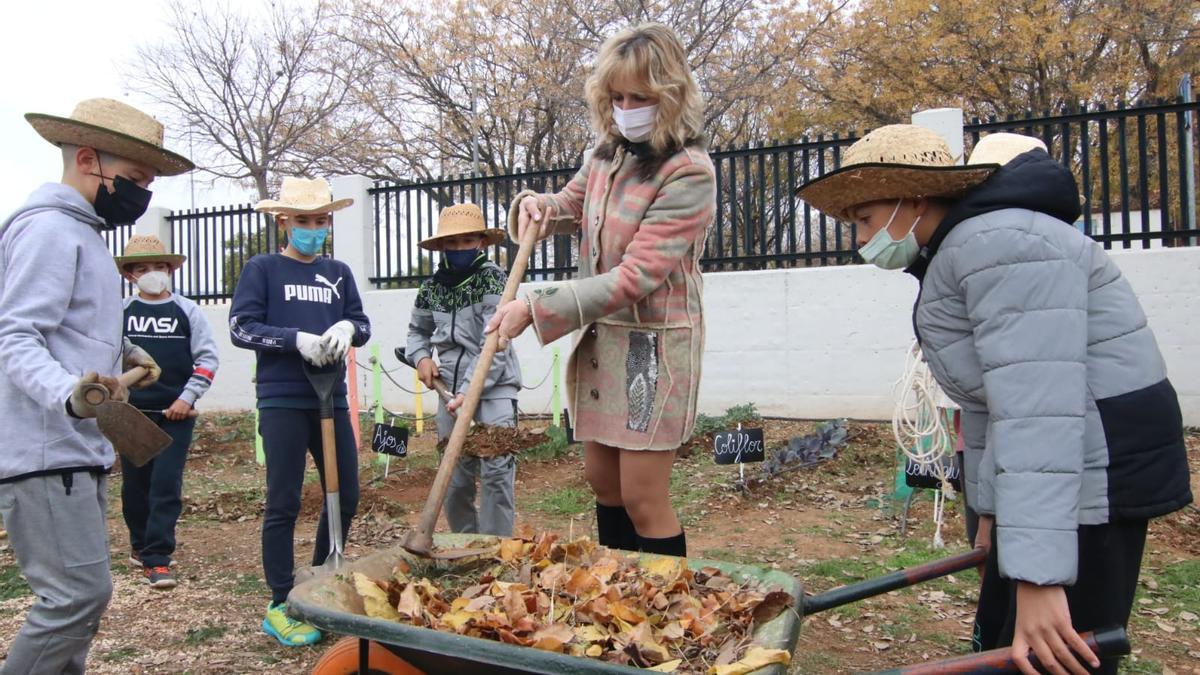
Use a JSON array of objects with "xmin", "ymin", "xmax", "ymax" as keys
[
  {"xmin": 289, "ymin": 226, "xmax": 328, "ymax": 256},
  {"xmin": 444, "ymin": 249, "xmax": 481, "ymax": 269}
]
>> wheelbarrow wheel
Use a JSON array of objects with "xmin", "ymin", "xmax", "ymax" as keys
[{"xmin": 312, "ymin": 636, "xmax": 425, "ymax": 675}]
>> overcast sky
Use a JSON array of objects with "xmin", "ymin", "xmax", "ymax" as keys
[{"xmin": 0, "ymin": 0, "xmax": 255, "ymax": 218}]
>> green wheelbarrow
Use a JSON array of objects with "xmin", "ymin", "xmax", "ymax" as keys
[{"xmin": 287, "ymin": 535, "xmax": 1129, "ymax": 674}]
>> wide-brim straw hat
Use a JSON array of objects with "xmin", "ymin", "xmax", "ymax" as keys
[
  {"xmin": 25, "ymin": 98, "xmax": 194, "ymax": 177},
  {"xmin": 114, "ymin": 234, "xmax": 186, "ymax": 272},
  {"xmin": 797, "ymin": 125, "xmax": 998, "ymax": 220},
  {"xmin": 419, "ymin": 203, "xmax": 508, "ymax": 251},
  {"xmin": 254, "ymin": 177, "xmax": 354, "ymax": 216},
  {"xmin": 967, "ymin": 132, "xmax": 1048, "ymax": 166}
]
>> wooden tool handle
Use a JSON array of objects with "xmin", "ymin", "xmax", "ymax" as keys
[
  {"xmin": 429, "ymin": 376, "xmax": 454, "ymax": 404},
  {"xmin": 320, "ymin": 418, "xmax": 338, "ymax": 493},
  {"xmin": 83, "ymin": 366, "xmax": 149, "ymax": 406},
  {"xmin": 404, "ymin": 223, "xmax": 540, "ymax": 556},
  {"xmin": 118, "ymin": 366, "xmax": 149, "ymax": 389}
]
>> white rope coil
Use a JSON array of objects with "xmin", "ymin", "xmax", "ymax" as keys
[{"xmin": 892, "ymin": 339, "xmax": 956, "ymax": 547}]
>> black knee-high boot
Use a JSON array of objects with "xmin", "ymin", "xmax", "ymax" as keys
[
  {"xmin": 638, "ymin": 530, "xmax": 687, "ymax": 557},
  {"xmin": 595, "ymin": 503, "xmax": 637, "ymax": 551}
]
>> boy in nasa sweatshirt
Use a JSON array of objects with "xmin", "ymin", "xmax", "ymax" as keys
[
  {"xmin": 117, "ymin": 235, "xmax": 219, "ymax": 590},
  {"xmin": 228, "ymin": 177, "xmax": 371, "ymax": 647}
]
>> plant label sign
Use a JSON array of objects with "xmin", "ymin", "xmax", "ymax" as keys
[
  {"xmin": 372, "ymin": 422, "xmax": 408, "ymax": 457},
  {"xmin": 713, "ymin": 428, "xmax": 765, "ymax": 465},
  {"xmin": 905, "ymin": 454, "xmax": 961, "ymax": 491}
]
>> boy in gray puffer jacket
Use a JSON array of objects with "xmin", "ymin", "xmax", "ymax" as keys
[
  {"xmin": 406, "ymin": 203, "xmax": 521, "ymax": 536},
  {"xmin": 799, "ymin": 127, "xmax": 1191, "ymax": 675}
]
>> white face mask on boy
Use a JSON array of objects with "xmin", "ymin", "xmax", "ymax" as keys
[
  {"xmin": 136, "ymin": 270, "xmax": 171, "ymax": 295},
  {"xmin": 612, "ymin": 104, "xmax": 658, "ymax": 143}
]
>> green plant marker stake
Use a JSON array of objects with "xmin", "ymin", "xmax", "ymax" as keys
[
  {"xmin": 551, "ymin": 347, "xmax": 561, "ymax": 427},
  {"xmin": 254, "ymin": 410, "xmax": 265, "ymax": 466},
  {"xmin": 371, "ymin": 344, "xmax": 387, "ymax": 467}
]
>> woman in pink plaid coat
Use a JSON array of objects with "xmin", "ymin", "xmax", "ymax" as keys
[{"xmin": 489, "ymin": 23, "xmax": 715, "ymax": 557}]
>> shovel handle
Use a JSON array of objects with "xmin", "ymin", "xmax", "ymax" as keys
[
  {"xmin": 83, "ymin": 366, "xmax": 149, "ymax": 406},
  {"xmin": 868, "ymin": 627, "xmax": 1129, "ymax": 674},
  {"xmin": 320, "ymin": 417, "xmax": 338, "ymax": 493},
  {"xmin": 404, "ymin": 222, "xmax": 540, "ymax": 557}
]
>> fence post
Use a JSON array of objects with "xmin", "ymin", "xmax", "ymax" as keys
[
  {"xmin": 331, "ymin": 175, "xmax": 375, "ymax": 287},
  {"xmin": 134, "ymin": 206, "xmax": 173, "ymax": 245},
  {"xmin": 912, "ymin": 108, "xmax": 965, "ymax": 164}
]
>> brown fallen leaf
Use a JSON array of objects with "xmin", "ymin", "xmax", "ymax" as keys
[
  {"xmin": 396, "ymin": 583, "xmax": 422, "ymax": 620},
  {"xmin": 750, "ymin": 590, "xmax": 794, "ymax": 626},
  {"xmin": 531, "ymin": 623, "xmax": 575, "ymax": 652},
  {"xmin": 710, "ymin": 647, "xmax": 791, "ymax": 675}
]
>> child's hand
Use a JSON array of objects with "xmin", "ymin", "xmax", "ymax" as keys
[
  {"xmin": 164, "ymin": 399, "xmax": 194, "ymax": 421},
  {"xmin": 416, "ymin": 358, "xmax": 438, "ymax": 388},
  {"xmin": 446, "ymin": 394, "xmax": 465, "ymax": 414},
  {"xmin": 974, "ymin": 515, "xmax": 993, "ymax": 579},
  {"xmin": 485, "ymin": 299, "xmax": 534, "ymax": 350},
  {"xmin": 517, "ymin": 196, "xmax": 550, "ymax": 240},
  {"xmin": 1012, "ymin": 582, "xmax": 1099, "ymax": 675}
]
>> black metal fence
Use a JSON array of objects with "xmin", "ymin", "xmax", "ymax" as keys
[
  {"xmin": 369, "ymin": 98, "xmax": 1198, "ymax": 287},
  {"xmin": 102, "ymin": 99, "xmax": 1198, "ymax": 296}
]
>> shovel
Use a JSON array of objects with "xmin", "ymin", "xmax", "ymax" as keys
[
  {"xmin": 301, "ymin": 359, "xmax": 348, "ymax": 577},
  {"xmin": 403, "ymin": 223, "xmax": 540, "ymax": 560},
  {"xmin": 82, "ymin": 366, "xmax": 172, "ymax": 467}
]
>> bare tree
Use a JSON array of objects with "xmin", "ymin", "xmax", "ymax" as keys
[{"xmin": 128, "ymin": 0, "xmax": 370, "ymax": 198}]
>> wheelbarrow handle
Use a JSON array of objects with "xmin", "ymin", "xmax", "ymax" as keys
[
  {"xmin": 866, "ymin": 627, "xmax": 1129, "ymax": 674},
  {"xmin": 802, "ymin": 547, "xmax": 987, "ymax": 616}
]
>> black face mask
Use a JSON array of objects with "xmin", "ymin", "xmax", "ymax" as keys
[{"xmin": 91, "ymin": 158, "xmax": 152, "ymax": 229}]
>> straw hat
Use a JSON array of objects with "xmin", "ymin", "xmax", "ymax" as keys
[
  {"xmin": 114, "ymin": 235, "xmax": 186, "ymax": 272},
  {"xmin": 25, "ymin": 98, "xmax": 194, "ymax": 176},
  {"xmin": 967, "ymin": 132, "xmax": 1048, "ymax": 166},
  {"xmin": 254, "ymin": 177, "xmax": 353, "ymax": 216},
  {"xmin": 419, "ymin": 203, "xmax": 507, "ymax": 251},
  {"xmin": 797, "ymin": 125, "xmax": 998, "ymax": 220}
]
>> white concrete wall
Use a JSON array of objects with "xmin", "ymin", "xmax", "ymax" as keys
[{"xmin": 197, "ymin": 247, "xmax": 1200, "ymax": 424}]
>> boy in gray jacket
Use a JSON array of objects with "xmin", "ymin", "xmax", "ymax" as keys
[
  {"xmin": 406, "ymin": 204, "xmax": 521, "ymax": 537},
  {"xmin": 0, "ymin": 99, "xmax": 191, "ymax": 673}
]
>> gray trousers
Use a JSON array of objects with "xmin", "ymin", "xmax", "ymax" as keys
[
  {"xmin": 0, "ymin": 472, "xmax": 113, "ymax": 675},
  {"xmin": 437, "ymin": 398, "xmax": 518, "ymax": 537}
]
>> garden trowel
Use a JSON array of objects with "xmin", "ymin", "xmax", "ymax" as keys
[{"xmin": 82, "ymin": 366, "xmax": 171, "ymax": 467}]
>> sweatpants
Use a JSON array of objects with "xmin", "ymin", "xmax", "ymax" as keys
[
  {"xmin": 974, "ymin": 520, "xmax": 1148, "ymax": 674},
  {"xmin": 121, "ymin": 413, "xmax": 196, "ymax": 568},
  {"xmin": 0, "ymin": 472, "xmax": 113, "ymax": 675},
  {"xmin": 259, "ymin": 407, "xmax": 359, "ymax": 605},
  {"xmin": 436, "ymin": 398, "xmax": 517, "ymax": 537}
]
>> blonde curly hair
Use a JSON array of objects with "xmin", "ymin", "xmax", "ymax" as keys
[{"xmin": 584, "ymin": 23, "xmax": 705, "ymax": 155}]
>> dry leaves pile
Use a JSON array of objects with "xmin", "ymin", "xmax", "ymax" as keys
[{"xmin": 353, "ymin": 533, "xmax": 794, "ymax": 674}]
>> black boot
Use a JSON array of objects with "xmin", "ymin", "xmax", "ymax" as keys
[
  {"xmin": 638, "ymin": 530, "xmax": 687, "ymax": 557},
  {"xmin": 595, "ymin": 503, "xmax": 636, "ymax": 551}
]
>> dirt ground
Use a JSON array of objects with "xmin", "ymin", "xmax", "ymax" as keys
[{"xmin": 0, "ymin": 413, "xmax": 1196, "ymax": 674}]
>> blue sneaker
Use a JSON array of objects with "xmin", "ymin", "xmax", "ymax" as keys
[{"xmin": 263, "ymin": 602, "xmax": 322, "ymax": 646}]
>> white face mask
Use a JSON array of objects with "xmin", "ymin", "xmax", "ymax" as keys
[
  {"xmin": 136, "ymin": 270, "xmax": 171, "ymax": 295},
  {"xmin": 612, "ymin": 103, "xmax": 658, "ymax": 142},
  {"xmin": 858, "ymin": 200, "xmax": 922, "ymax": 270}
]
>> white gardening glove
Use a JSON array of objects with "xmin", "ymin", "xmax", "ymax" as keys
[
  {"xmin": 320, "ymin": 320, "xmax": 355, "ymax": 363},
  {"xmin": 296, "ymin": 331, "xmax": 330, "ymax": 366},
  {"xmin": 67, "ymin": 372, "xmax": 128, "ymax": 419}
]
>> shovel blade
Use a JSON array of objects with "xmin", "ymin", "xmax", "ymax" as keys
[{"xmin": 94, "ymin": 400, "xmax": 171, "ymax": 467}]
